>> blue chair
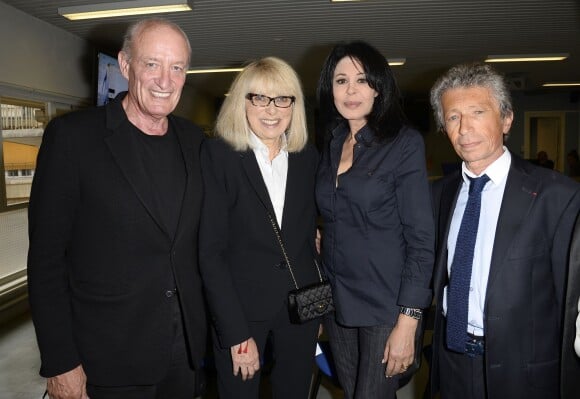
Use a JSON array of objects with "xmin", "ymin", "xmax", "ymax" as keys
[{"xmin": 308, "ymin": 341, "xmax": 341, "ymax": 399}]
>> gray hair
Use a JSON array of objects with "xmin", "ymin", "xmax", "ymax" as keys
[
  {"xmin": 121, "ymin": 18, "xmax": 191, "ymax": 67},
  {"xmin": 430, "ymin": 62, "xmax": 513, "ymax": 131}
]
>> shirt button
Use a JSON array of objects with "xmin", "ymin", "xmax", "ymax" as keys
[{"xmin": 165, "ymin": 290, "xmax": 175, "ymax": 298}]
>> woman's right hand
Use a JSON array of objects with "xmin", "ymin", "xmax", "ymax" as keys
[{"xmin": 230, "ymin": 337, "xmax": 260, "ymax": 381}]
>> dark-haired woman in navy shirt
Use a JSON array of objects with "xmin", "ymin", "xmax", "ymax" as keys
[{"xmin": 315, "ymin": 41, "xmax": 435, "ymax": 398}]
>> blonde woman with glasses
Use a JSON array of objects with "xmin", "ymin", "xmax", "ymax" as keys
[{"xmin": 199, "ymin": 57, "xmax": 320, "ymax": 399}]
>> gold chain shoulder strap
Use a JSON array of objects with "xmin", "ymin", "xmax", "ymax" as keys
[{"xmin": 266, "ymin": 213, "xmax": 324, "ymax": 289}]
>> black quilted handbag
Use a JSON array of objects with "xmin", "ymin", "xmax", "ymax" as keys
[
  {"xmin": 267, "ymin": 213, "xmax": 334, "ymax": 324},
  {"xmin": 287, "ymin": 277, "xmax": 334, "ymax": 324}
]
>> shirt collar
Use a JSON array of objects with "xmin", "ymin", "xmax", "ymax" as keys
[
  {"xmin": 461, "ymin": 146, "xmax": 511, "ymax": 186},
  {"xmin": 331, "ymin": 122, "xmax": 375, "ymax": 145},
  {"xmin": 249, "ymin": 131, "xmax": 288, "ymax": 160}
]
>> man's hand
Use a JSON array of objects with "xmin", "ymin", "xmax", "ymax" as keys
[
  {"xmin": 46, "ymin": 364, "xmax": 89, "ymax": 399},
  {"xmin": 230, "ymin": 338, "xmax": 260, "ymax": 381}
]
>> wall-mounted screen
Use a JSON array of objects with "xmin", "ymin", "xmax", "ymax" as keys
[{"xmin": 96, "ymin": 52, "xmax": 128, "ymax": 106}]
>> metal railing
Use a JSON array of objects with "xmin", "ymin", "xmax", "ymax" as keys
[{"xmin": 1, "ymin": 104, "xmax": 44, "ymax": 130}]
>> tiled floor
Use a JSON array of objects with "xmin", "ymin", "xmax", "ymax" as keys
[
  {"xmin": 0, "ymin": 311, "xmax": 430, "ymax": 399},
  {"xmin": 0, "ymin": 313, "xmax": 46, "ymax": 399}
]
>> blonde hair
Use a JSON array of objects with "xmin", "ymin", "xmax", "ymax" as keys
[{"xmin": 215, "ymin": 57, "xmax": 308, "ymax": 152}]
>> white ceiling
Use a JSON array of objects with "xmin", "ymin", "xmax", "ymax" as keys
[{"xmin": 3, "ymin": 0, "xmax": 580, "ymax": 99}]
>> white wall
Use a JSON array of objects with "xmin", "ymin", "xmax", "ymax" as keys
[
  {"xmin": 0, "ymin": 1, "xmax": 93, "ymax": 101},
  {"xmin": 0, "ymin": 1, "xmax": 218, "ymax": 125}
]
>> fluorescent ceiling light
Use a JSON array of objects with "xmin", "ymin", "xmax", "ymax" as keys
[
  {"xmin": 187, "ymin": 67, "xmax": 244, "ymax": 74},
  {"xmin": 58, "ymin": 0, "xmax": 193, "ymax": 21},
  {"xmin": 542, "ymin": 82, "xmax": 580, "ymax": 87},
  {"xmin": 485, "ymin": 54, "xmax": 569, "ymax": 63},
  {"xmin": 387, "ymin": 58, "xmax": 406, "ymax": 66}
]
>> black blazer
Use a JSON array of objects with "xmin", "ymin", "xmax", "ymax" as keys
[
  {"xmin": 27, "ymin": 94, "xmax": 207, "ymax": 385},
  {"xmin": 562, "ymin": 213, "xmax": 580, "ymax": 399},
  {"xmin": 430, "ymin": 154, "xmax": 580, "ymax": 399},
  {"xmin": 199, "ymin": 137, "xmax": 319, "ymax": 349}
]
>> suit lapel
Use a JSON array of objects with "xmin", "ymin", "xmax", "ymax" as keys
[
  {"xmin": 281, "ymin": 152, "xmax": 299, "ymax": 233},
  {"xmin": 174, "ymin": 118, "xmax": 193, "ymax": 178},
  {"xmin": 439, "ymin": 175, "xmax": 461, "ymax": 245},
  {"xmin": 240, "ymin": 151, "xmax": 277, "ymax": 219},
  {"xmin": 104, "ymin": 109, "xmax": 170, "ymax": 239},
  {"xmin": 434, "ymin": 173, "xmax": 462, "ymax": 292},
  {"xmin": 486, "ymin": 157, "xmax": 538, "ymax": 293},
  {"xmin": 170, "ymin": 118, "xmax": 193, "ymax": 243}
]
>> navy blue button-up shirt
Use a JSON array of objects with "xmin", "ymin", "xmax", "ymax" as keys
[{"xmin": 316, "ymin": 123, "xmax": 434, "ymax": 327}]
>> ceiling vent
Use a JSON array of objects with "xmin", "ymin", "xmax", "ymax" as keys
[{"xmin": 506, "ymin": 75, "xmax": 527, "ymax": 90}]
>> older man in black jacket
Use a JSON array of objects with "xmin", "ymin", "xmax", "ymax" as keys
[{"xmin": 27, "ymin": 18, "xmax": 206, "ymax": 399}]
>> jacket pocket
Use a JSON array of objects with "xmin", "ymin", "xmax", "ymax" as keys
[{"xmin": 526, "ymin": 358, "xmax": 559, "ymax": 389}]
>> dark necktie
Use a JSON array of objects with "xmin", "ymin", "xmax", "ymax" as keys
[{"xmin": 446, "ymin": 174, "xmax": 490, "ymax": 353}]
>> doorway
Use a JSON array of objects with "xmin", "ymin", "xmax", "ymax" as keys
[{"xmin": 524, "ymin": 112, "xmax": 566, "ymax": 173}]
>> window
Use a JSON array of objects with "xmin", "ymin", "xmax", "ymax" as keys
[
  {"xmin": 0, "ymin": 87, "xmax": 83, "ymax": 299},
  {"xmin": 1, "ymin": 98, "xmax": 46, "ymax": 207}
]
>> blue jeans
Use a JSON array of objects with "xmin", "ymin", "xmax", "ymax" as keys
[{"xmin": 324, "ymin": 314, "xmax": 399, "ymax": 398}]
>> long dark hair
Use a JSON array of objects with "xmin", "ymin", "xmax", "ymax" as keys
[{"xmin": 317, "ymin": 41, "xmax": 406, "ymax": 143}]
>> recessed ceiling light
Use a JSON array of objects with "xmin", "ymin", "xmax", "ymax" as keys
[
  {"xmin": 187, "ymin": 67, "xmax": 244, "ymax": 74},
  {"xmin": 542, "ymin": 82, "xmax": 580, "ymax": 87},
  {"xmin": 485, "ymin": 54, "xmax": 569, "ymax": 63},
  {"xmin": 58, "ymin": 0, "xmax": 193, "ymax": 21},
  {"xmin": 387, "ymin": 58, "xmax": 406, "ymax": 66}
]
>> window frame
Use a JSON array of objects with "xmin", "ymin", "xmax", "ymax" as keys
[{"xmin": 0, "ymin": 85, "xmax": 87, "ymax": 213}]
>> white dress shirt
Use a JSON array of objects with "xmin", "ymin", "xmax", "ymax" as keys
[
  {"xmin": 575, "ymin": 296, "xmax": 580, "ymax": 357},
  {"xmin": 443, "ymin": 148, "xmax": 511, "ymax": 336},
  {"xmin": 249, "ymin": 132, "xmax": 288, "ymax": 228}
]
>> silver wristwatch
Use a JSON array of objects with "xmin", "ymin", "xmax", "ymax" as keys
[{"xmin": 399, "ymin": 306, "xmax": 423, "ymax": 320}]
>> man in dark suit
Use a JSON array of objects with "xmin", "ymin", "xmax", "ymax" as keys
[
  {"xmin": 27, "ymin": 18, "xmax": 206, "ymax": 399},
  {"xmin": 429, "ymin": 62, "xmax": 580, "ymax": 399}
]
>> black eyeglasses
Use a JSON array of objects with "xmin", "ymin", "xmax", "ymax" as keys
[{"xmin": 246, "ymin": 93, "xmax": 295, "ymax": 108}]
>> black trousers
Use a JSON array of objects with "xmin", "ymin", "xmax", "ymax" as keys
[
  {"xmin": 211, "ymin": 303, "xmax": 319, "ymax": 399},
  {"xmin": 438, "ymin": 329, "xmax": 486, "ymax": 399},
  {"xmin": 86, "ymin": 298, "xmax": 197, "ymax": 399}
]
